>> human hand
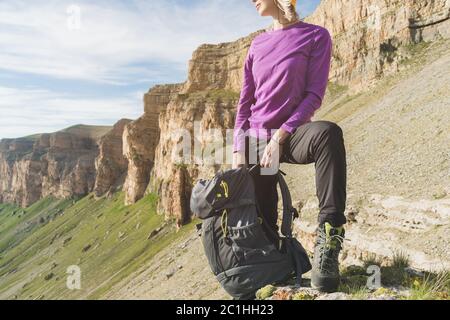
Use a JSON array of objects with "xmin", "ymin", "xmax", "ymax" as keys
[
  {"xmin": 260, "ymin": 128, "xmax": 290, "ymax": 172},
  {"xmin": 260, "ymin": 139, "xmax": 283, "ymax": 170}
]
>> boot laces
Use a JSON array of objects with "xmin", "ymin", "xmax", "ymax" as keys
[{"xmin": 317, "ymin": 227, "xmax": 345, "ymax": 275}]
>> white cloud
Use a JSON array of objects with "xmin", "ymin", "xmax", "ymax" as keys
[
  {"xmin": 0, "ymin": 86, "xmax": 141, "ymax": 138},
  {"xmin": 0, "ymin": 0, "xmax": 266, "ymax": 84}
]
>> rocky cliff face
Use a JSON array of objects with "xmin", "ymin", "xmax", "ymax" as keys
[
  {"xmin": 122, "ymin": 84, "xmax": 183, "ymax": 205},
  {"xmin": 0, "ymin": 123, "xmax": 131, "ymax": 207},
  {"xmin": 0, "ymin": 138, "xmax": 40, "ymax": 206},
  {"xmin": 94, "ymin": 119, "xmax": 132, "ymax": 197},
  {"xmin": 307, "ymin": 0, "xmax": 450, "ymax": 89}
]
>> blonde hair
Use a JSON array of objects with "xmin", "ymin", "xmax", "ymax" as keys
[{"xmin": 267, "ymin": 0, "xmax": 300, "ymax": 31}]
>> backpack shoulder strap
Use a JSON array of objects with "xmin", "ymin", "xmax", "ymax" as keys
[{"xmin": 277, "ymin": 172, "xmax": 299, "ymax": 238}]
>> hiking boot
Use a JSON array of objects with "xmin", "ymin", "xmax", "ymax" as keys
[{"xmin": 311, "ymin": 222, "xmax": 345, "ymax": 292}]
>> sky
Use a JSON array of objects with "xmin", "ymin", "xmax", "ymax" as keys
[{"xmin": 0, "ymin": 0, "xmax": 321, "ymax": 139}]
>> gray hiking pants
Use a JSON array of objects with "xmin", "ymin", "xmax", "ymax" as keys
[{"xmin": 243, "ymin": 120, "xmax": 347, "ymax": 235}]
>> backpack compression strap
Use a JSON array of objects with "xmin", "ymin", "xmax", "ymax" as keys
[
  {"xmin": 278, "ymin": 173, "xmax": 305, "ymax": 286},
  {"xmin": 277, "ymin": 172, "xmax": 299, "ymax": 238},
  {"xmin": 247, "ymin": 164, "xmax": 299, "ymax": 237}
]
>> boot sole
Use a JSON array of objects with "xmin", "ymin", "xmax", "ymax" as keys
[{"xmin": 311, "ymin": 276, "xmax": 340, "ymax": 293}]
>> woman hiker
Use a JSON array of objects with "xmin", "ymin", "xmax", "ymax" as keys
[{"xmin": 232, "ymin": 0, "xmax": 347, "ymax": 293}]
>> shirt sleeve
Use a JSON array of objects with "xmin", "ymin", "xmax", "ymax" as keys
[
  {"xmin": 280, "ymin": 27, "xmax": 332, "ymax": 134},
  {"xmin": 233, "ymin": 43, "xmax": 256, "ymax": 153}
]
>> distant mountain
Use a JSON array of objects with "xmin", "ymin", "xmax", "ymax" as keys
[{"xmin": 0, "ymin": 121, "xmax": 130, "ymax": 207}]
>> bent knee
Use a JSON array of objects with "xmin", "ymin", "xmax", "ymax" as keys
[{"xmin": 314, "ymin": 121, "xmax": 343, "ymax": 137}]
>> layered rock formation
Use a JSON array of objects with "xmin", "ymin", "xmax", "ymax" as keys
[
  {"xmin": 0, "ymin": 123, "xmax": 131, "ymax": 207},
  {"xmin": 0, "ymin": 137, "xmax": 41, "ymax": 206},
  {"xmin": 307, "ymin": 0, "xmax": 450, "ymax": 88},
  {"xmin": 94, "ymin": 119, "xmax": 132, "ymax": 197},
  {"xmin": 122, "ymin": 84, "xmax": 183, "ymax": 205}
]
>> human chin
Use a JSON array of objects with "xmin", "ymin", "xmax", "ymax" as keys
[{"xmin": 257, "ymin": 5, "xmax": 269, "ymax": 16}]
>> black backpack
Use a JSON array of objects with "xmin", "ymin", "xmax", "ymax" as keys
[{"xmin": 190, "ymin": 164, "xmax": 311, "ymax": 300}]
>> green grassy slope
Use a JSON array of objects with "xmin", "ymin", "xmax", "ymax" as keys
[
  {"xmin": 0, "ymin": 198, "xmax": 74, "ymax": 257},
  {"xmin": 61, "ymin": 124, "xmax": 113, "ymax": 140},
  {"xmin": 0, "ymin": 192, "xmax": 196, "ymax": 300}
]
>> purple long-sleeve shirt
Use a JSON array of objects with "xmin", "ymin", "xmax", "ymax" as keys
[{"xmin": 233, "ymin": 21, "xmax": 332, "ymax": 153}]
